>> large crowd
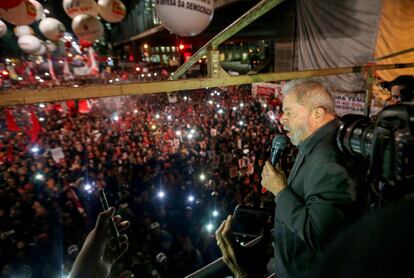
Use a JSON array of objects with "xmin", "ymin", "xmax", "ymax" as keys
[{"xmin": 0, "ymin": 86, "xmax": 295, "ymax": 278}]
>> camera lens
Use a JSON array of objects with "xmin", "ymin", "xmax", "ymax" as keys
[{"xmin": 337, "ymin": 114, "xmax": 374, "ymax": 160}]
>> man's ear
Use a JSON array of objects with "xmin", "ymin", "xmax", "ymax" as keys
[{"xmin": 313, "ymin": 107, "xmax": 326, "ymax": 121}]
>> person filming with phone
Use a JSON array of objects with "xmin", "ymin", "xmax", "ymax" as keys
[{"xmin": 216, "ymin": 79, "xmax": 363, "ymax": 277}]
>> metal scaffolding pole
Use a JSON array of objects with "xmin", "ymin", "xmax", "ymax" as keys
[
  {"xmin": 170, "ymin": 0, "xmax": 284, "ymax": 80},
  {"xmin": 2, "ymin": 63, "xmax": 414, "ymax": 107}
]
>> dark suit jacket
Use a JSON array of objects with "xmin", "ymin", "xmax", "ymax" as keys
[{"xmin": 273, "ymin": 119, "xmax": 359, "ymax": 277}]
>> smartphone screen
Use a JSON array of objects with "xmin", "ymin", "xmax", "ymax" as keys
[{"xmin": 232, "ymin": 205, "xmax": 272, "ymax": 239}]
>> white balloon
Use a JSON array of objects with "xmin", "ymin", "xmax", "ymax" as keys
[
  {"xmin": 29, "ymin": 0, "xmax": 43, "ymax": 20},
  {"xmin": 39, "ymin": 17, "xmax": 66, "ymax": 41},
  {"xmin": 18, "ymin": 35, "xmax": 41, "ymax": 54},
  {"xmin": 72, "ymin": 14, "xmax": 104, "ymax": 42},
  {"xmin": 45, "ymin": 40, "xmax": 57, "ymax": 52},
  {"xmin": 155, "ymin": 0, "xmax": 214, "ymax": 37},
  {"xmin": 0, "ymin": 0, "xmax": 37, "ymax": 26},
  {"xmin": 0, "ymin": 20, "xmax": 7, "ymax": 38},
  {"xmin": 14, "ymin": 25, "xmax": 34, "ymax": 37},
  {"xmin": 34, "ymin": 42, "xmax": 46, "ymax": 55},
  {"xmin": 63, "ymin": 0, "xmax": 98, "ymax": 19},
  {"xmin": 98, "ymin": 0, "xmax": 126, "ymax": 23}
]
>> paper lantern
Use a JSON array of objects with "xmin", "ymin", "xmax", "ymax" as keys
[
  {"xmin": 0, "ymin": 0, "xmax": 37, "ymax": 26},
  {"xmin": 63, "ymin": 0, "xmax": 98, "ymax": 19},
  {"xmin": 39, "ymin": 17, "xmax": 66, "ymax": 41},
  {"xmin": 97, "ymin": 0, "xmax": 126, "ymax": 23},
  {"xmin": 29, "ymin": 0, "xmax": 43, "ymax": 20},
  {"xmin": 18, "ymin": 35, "xmax": 41, "ymax": 54},
  {"xmin": 0, "ymin": 20, "xmax": 7, "ymax": 38},
  {"xmin": 34, "ymin": 42, "xmax": 46, "ymax": 56},
  {"xmin": 0, "ymin": 0, "xmax": 23, "ymax": 9},
  {"xmin": 14, "ymin": 25, "xmax": 34, "ymax": 37},
  {"xmin": 155, "ymin": 0, "xmax": 214, "ymax": 36},
  {"xmin": 72, "ymin": 14, "xmax": 103, "ymax": 42},
  {"xmin": 45, "ymin": 40, "xmax": 57, "ymax": 52}
]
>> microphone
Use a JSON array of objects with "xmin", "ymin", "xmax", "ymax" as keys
[
  {"xmin": 262, "ymin": 135, "xmax": 286, "ymax": 193},
  {"xmin": 270, "ymin": 135, "xmax": 286, "ymax": 166}
]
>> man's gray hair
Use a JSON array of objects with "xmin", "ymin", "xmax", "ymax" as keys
[{"xmin": 282, "ymin": 79, "xmax": 336, "ymax": 114}]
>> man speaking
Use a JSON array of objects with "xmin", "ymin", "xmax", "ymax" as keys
[{"xmin": 216, "ymin": 80, "xmax": 361, "ymax": 277}]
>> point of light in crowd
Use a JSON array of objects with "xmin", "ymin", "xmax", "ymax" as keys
[
  {"xmin": 147, "ymin": 73, "xmax": 151, "ymax": 77},
  {"xmin": 112, "ymin": 114, "xmax": 119, "ymax": 121},
  {"xmin": 35, "ymin": 76, "xmax": 40, "ymax": 80},
  {"xmin": 270, "ymin": 115, "xmax": 275, "ymax": 120},
  {"xmin": 39, "ymin": 117, "xmax": 45, "ymax": 121},
  {"xmin": 184, "ymin": 96, "xmax": 188, "ymax": 101},
  {"xmin": 217, "ymin": 92, "xmax": 220, "ymax": 96},
  {"xmin": 59, "ymin": 60, "xmax": 64, "ymax": 64},
  {"xmin": 188, "ymin": 195, "xmax": 195, "ymax": 202},
  {"xmin": 208, "ymin": 100, "xmax": 213, "ymax": 105},
  {"xmin": 151, "ymin": 124, "xmax": 157, "ymax": 130},
  {"xmin": 155, "ymin": 114, "xmax": 160, "ymax": 119},
  {"xmin": 175, "ymin": 130, "xmax": 182, "ymax": 136},
  {"xmin": 141, "ymin": 74, "xmax": 145, "ymax": 77},
  {"xmin": 84, "ymin": 183, "xmax": 92, "ymax": 193},
  {"xmin": 232, "ymin": 106, "xmax": 237, "ymax": 111},
  {"xmin": 239, "ymin": 120, "xmax": 244, "ymax": 126},
  {"xmin": 190, "ymin": 129, "xmax": 195, "ymax": 134},
  {"xmin": 143, "ymin": 43, "xmax": 149, "ymax": 49},
  {"xmin": 68, "ymin": 53, "xmax": 73, "ymax": 57},
  {"xmin": 205, "ymin": 223, "xmax": 214, "ymax": 232},
  {"xmin": 115, "ymin": 78, "xmax": 119, "ymax": 82},
  {"xmin": 133, "ymin": 109, "xmax": 138, "ymax": 114},
  {"xmin": 179, "ymin": 44, "xmax": 185, "ymax": 50},
  {"xmin": 39, "ymin": 79, "xmax": 44, "ymax": 83},
  {"xmin": 44, "ymin": 72, "xmax": 50, "ymax": 77},
  {"xmin": 31, "ymin": 146, "xmax": 40, "ymax": 154},
  {"xmin": 167, "ymin": 115, "xmax": 172, "ymax": 121},
  {"xmin": 154, "ymin": 72, "xmax": 157, "ymax": 76},
  {"xmin": 240, "ymin": 102, "xmax": 244, "ymax": 107},
  {"xmin": 187, "ymin": 133, "xmax": 193, "ymax": 139},
  {"xmin": 44, "ymin": 8, "xmax": 50, "ymax": 14},
  {"xmin": 199, "ymin": 173, "xmax": 206, "ymax": 181},
  {"xmin": 263, "ymin": 103, "xmax": 267, "ymax": 108},
  {"xmin": 157, "ymin": 191, "xmax": 165, "ymax": 199},
  {"xmin": 109, "ymin": 80, "xmax": 113, "ymax": 83},
  {"xmin": 39, "ymin": 103, "xmax": 45, "ymax": 108},
  {"xmin": 107, "ymin": 57, "xmax": 112, "ymax": 61},
  {"xmin": 35, "ymin": 173, "xmax": 44, "ymax": 181},
  {"xmin": 17, "ymin": 77, "xmax": 23, "ymax": 81},
  {"xmin": 216, "ymin": 103, "xmax": 220, "ymax": 108},
  {"xmin": 5, "ymin": 58, "xmax": 11, "ymax": 63},
  {"xmin": 210, "ymin": 92, "xmax": 215, "ymax": 96},
  {"xmin": 135, "ymin": 66, "xmax": 141, "ymax": 72},
  {"xmin": 212, "ymin": 210, "xmax": 219, "ymax": 217},
  {"xmin": 73, "ymin": 85, "xmax": 79, "ymax": 88},
  {"xmin": 217, "ymin": 109, "xmax": 223, "ymax": 114}
]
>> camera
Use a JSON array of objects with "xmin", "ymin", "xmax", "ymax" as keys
[{"xmin": 337, "ymin": 104, "xmax": 414, "ymax": 200}]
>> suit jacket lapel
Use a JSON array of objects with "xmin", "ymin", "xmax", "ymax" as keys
[{"xmin": 288, "ymin": 151, "xmax": 305, "ymax": 185}]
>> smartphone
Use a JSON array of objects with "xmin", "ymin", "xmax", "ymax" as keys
[
  {"xmin": 98, "ymin": 188, "xmax": 121, "ymax": 248},
  {"xmin": 232, "ymin": 205, "xmax": 272, "ymax": 240}
]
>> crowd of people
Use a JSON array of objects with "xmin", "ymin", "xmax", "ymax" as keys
[{"xmin": 0, "ymin": 85, "xmax": 293, "ymax": 277}]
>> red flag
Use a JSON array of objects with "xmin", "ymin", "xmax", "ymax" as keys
[
  {"xmin": 5, "ymin": 109, "xmax": 20, "ymax": 132},
  {"xmin": 29, "ymin": 108, "xmax": 41, "ymax": 143}
]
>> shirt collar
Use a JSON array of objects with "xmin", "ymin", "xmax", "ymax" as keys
[{"xmin": 297, "ymin": 118, "xmax": 339, "ymax": 154}]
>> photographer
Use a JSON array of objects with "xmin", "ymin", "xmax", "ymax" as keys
[{"xmin": 216, "ymin": 80, "xmax": 363, "ymax": 277}]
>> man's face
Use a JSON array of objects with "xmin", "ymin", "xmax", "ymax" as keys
[
  {"xmin": 391, "ymin": 85, "xmax": 403, "ymax": 104},
  {"xmin": 280, "ymin": 93, "xmax": 312, "ymax": 146}
]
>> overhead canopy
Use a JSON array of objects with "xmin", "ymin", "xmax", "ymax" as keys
[{"xmin": 296, "ymin": 0, "xmax": 414, "ymax": 91}]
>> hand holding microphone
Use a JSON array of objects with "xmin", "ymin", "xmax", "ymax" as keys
[{"xmin": 261, "ymin": 135, "xmax": 287, "ymax": 195}]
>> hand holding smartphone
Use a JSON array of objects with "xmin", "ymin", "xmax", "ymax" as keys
[{"xmin": 98, "ymin": 188, "xmax": 122, "ymax": 249}]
